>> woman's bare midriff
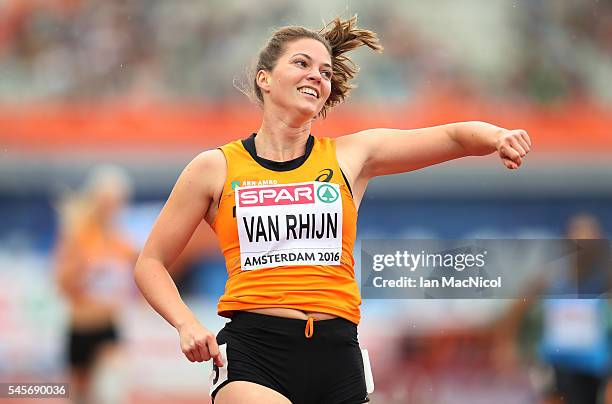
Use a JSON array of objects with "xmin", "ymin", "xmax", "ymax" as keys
[
  {"xmin": 246, "ymin": 307, "xmax": 338, "ymax": 321},
  {"xmin": 69, "ymin": 302, "xmax": 117, "ymax": 331}
]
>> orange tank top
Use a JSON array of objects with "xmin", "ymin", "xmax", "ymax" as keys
[
  {"xmin": 74, "ymin": 221, "xmax": 135, "ymax": 304},
  {"xmin": 211, "ymin": 134, "xmax": 361, "ymax": 324}
]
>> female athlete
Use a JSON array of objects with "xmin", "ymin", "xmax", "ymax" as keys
[
  {"xmin": 55, "ymin": 165, "xmax": 136, "ymax": 403},
  {"xmin": 134, "ymin": 16, "xmax": 531, "ymax": 404}
]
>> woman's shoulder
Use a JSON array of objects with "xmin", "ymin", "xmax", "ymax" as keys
[
  {"xmin": 333, "ymin": 130, "xmax": 375, "ymax": 162},
  {"xmin": 178, "ymin": 149, "xmax": 226, "ymax": 198},
  {"xmin": 192, "ymin": 148, "xmax": 225, "ymax": 164},
  {"xmin": 186, "ymin": 149, "xmax": 226, "ymax": 176}
]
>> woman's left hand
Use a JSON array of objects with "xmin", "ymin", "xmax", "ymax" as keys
[{"xmin": 496, "ymin": 129, "xmax": 531, "ymax": 170}]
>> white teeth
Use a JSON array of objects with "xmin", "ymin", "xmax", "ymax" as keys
[{"xmin": 298, "ymin": 87, "xmax": 318, "ymax": 98}]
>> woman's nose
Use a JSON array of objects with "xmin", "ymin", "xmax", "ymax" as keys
[{"xmin": 307, "ymin": 71, "xmax": 322, "ymax": 82}]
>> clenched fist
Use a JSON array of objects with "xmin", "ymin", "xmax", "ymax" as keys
[
  {"xmin": 177, "ymin": 320, "xmax": 223, "ymax": 367},
  {"xmin": 496, "ymin": 129, "xmax": 531, "ymax": 169}
]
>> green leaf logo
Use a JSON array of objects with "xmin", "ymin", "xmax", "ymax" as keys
[{"xmin": 316, "ymin": 184, "xmax": 339, "ymax": 203}]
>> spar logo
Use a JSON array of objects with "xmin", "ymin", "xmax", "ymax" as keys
[
  {"xmin": 317, "ymin": 183, "xmax": 339, "ymax": 203},
  {"xmin": 237, "ymin": 183, "xmax": 315, "ymax": 207}
]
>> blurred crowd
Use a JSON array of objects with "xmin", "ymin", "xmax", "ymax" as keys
[{"xmin": 1, "ymin": 0, "xmax": 611, "ymax": 105}]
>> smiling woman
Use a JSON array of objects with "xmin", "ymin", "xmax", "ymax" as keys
[
  {"xmin": 248, "ymin": 17, "xmax": 382, "ymax": 120},
  {"xmin": 133, "ymin": 14, "xmax": 531, "ymax": 404}
]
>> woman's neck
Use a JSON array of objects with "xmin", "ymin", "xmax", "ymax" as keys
[
  {"xmin": 256, "ymin": 108, "xmax": 313, "ymax": 161},
  {"xmin": 88, "ymin": 211, "xmax": 114, "ymax": 236}
]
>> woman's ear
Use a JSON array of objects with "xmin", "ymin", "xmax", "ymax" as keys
[{"xmin": 256, "ymin": 70, "xmax": 271, "ymax": 94}]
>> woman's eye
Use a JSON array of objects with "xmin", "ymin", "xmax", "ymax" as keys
[
  {"xmin": 322, "ymin": 71, "xmax": 332, "ymax": 79},
  {"xmin": 295, "ymin": 60, "xmax": 307, "ymax": 67}
]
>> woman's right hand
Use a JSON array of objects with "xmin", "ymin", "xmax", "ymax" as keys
[{"xmin": 177, "ymin": 320, "xmax": 223, "ymax": 366}]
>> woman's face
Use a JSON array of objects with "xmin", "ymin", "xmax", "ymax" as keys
[
  {"xmin": 260, "ymin": 38, "xmax": 333, "ymax": 119},
  {"xmin": 567, "ymin": 215, "xmax": 602, "ymax": 239},
  {"xmin": 94, "ymin": 187, "xmax": 127, "ymax": 221}
]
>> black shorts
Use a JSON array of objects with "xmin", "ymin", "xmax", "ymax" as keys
[
  {"xmin": 210, "ymin": 312, "xmax": 371, "ymax": 404},
  {"xmin": 68, "ymin": 324, "xmax": 119, "ymax": 368}
]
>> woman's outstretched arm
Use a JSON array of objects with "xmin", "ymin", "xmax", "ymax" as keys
[{"xmin": 337, "ymin": 121, "xmax": 531, "ymax": 182}]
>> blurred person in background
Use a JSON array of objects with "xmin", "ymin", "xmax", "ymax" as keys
[
  {"xmin": 134, "ymin": 15, "xmax": 531, "ymax": 404},
  {"xmin": 494, "ymin": 213, "xmax": 612, "ymax": 404},
  {"xmin": 54, "ymin": 165, "xmax": 137, "ymax": 404}
]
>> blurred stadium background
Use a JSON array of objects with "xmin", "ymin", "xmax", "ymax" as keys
[{"xmin": 1, "ymin": 0, "xmax": 611, "ymax": 403}]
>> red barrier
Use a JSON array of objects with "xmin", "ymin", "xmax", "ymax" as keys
[{"xmin": 1, "ymin": 96, "xmax": 611, "ymax": 153}]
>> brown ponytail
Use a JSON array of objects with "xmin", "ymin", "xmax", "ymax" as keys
[
  {"xmin": 248, "ymin": 15, "xmax": 383, "ymax": 118},
  {"xmin": 320, "ymin": 15, "xmax": 383, "ymax": 117}
]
